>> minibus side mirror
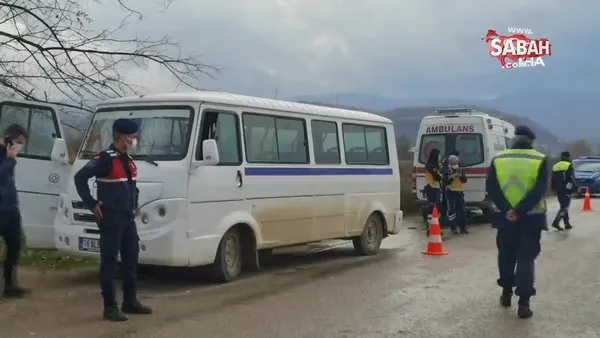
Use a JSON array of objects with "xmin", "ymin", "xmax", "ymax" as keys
[
  {"xmin": 201, "ymin": 139, "xmax": 219, "ymax": 166},
  {"xmin": 50, "ymin": 138, "xmax": 69, "ymax": 165}
]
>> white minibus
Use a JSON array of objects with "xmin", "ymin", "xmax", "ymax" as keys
[{"xmin": 54, "ymin": 91, "xmax": 403, "ymax": 282}]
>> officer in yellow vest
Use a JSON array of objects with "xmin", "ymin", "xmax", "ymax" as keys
[
  {"xmin": 550, "ymin": 151, "xmax": 575, "ymax": 230},
  {"xmin": 485, "ymin": 125, "xmax": 548, "ymax": 319},
  {"xmin": 445, "ymin": 154, "xmax": 468, "ymax": 234}
]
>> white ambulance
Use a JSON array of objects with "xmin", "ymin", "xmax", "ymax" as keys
[{"xmin": 413, "ymin": 108, "xmax": 515, "ymax": 218}]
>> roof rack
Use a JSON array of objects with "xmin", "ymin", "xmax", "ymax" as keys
[{"xmin": 435, "ymin": 108, "xmax": 475, "ymax": 115}]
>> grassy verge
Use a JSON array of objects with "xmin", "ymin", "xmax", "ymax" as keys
[{"xmin": 0, "ymin": 241, "xmax": 98, "ymax": 270}]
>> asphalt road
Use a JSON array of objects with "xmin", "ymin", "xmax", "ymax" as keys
[{"xmin": 2, "ymin": 198, "xmax": 600, "ymax": 338}]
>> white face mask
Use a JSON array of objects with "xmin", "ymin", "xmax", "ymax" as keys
[
  {"xmin": 125, "ymin": 137, "xmax": 137, "ymax": 151},
  {"xmin": 451, "ymin": 164, "xmax": 459, "ymax": 170}
]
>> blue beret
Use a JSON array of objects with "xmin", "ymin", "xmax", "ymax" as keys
[
  {"xmin": 112, "ymin": 118, "xmax": 138, "ymax": 135},
  {"xmin": 514, "ymin": 125, "xmax": 536, "ymax": 140}
]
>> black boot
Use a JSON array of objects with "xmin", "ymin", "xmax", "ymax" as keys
[
  {"xmin": 517, "ymin": 299, "xmax": 533, "ymax": 319},
  {"xmin": 460, "ymin": 228, "xmax": 469, "ymax": 234},
  {"xmin": 122, "ymin": 300, "xmax": 153, "ymax": 315},
  {"xmin": 103, "ymin": 307, "xmax": 128, "ymax": 321},
  {"xmin": 3, "ymin": 267, "xmax": 29, "ymax": 298},
  {"xmin": 499, "ymin": 288, "xmax": 512, "ymax": 307},
  {"xmin": 451, "ymin": 228, "xmax": 458, "ymax": 235},
  {"xmin": 565, "ymin": 223, "xmax": 573, "ymax": 230},
  {"xmin": 551, "ymin": 221, "xmax": 563, "ymax": 231}
]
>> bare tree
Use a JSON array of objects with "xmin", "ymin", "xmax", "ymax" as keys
[
  {"xmin": 0, "ymin": 0, "xmax": 218, "ymax": 112},
  {"xmin": 565, "ymin": 139, "xmax": 594, "ymax": 158}
]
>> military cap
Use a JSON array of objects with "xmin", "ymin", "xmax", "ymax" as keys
[
  {"xmin": 514, "ymin": 125, "xmax": 536, "ymax": 140},
  {"xmin": 112, "ymin": 118, "xmax": 138, "ymax": 135}
]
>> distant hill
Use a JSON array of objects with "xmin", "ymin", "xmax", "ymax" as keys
[
  {"xmin": 291, "ymin": 90, "xmax": 600, "ymax": 141},
  {"xmin": 296, "ymin": 101, "xmax": 563, "ymax": 155}
]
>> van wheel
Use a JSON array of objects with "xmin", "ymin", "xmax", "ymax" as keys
[
  {"xmin": 352, "ymin": 213, "xmax": 384, "ymax": 256},
  {"xmin": 211, "ymin": 228, "xmax": 242, "ymax": 283}
]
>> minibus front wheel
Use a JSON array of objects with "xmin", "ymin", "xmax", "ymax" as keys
[{"xmin": 211, "ymin": 227, "xmax": 243, "ymax": 283}]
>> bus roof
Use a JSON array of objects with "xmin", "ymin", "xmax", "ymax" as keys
[{"xmin": 96, "ymin": 91, "xmax": 392, "ymax": 124}]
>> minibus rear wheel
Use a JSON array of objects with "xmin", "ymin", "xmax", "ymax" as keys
[
  {"xmin": 352, "ymin": 213, "xmax": 384, "ymax": 256},
  {"xmin": 212, "ymin": 228, "xmax": 243, "ymax": 283}
]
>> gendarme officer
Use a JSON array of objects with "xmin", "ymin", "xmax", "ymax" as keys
[
  {"xmin": 550, "ymin": 151, "xmax": 575, "ymax": 230},
  {"xmin": 74, "ymin": 118, "xmax": 152, "ymax": 321},
  {"xmin": 485, "ymin": 125, "xmax": 547, "ymax": 319}
]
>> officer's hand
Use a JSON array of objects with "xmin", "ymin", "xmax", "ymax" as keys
[
  {"xmin": 505, "ymin": 209, "xmax": 518, "ymax": 222},
  {"xmin": 92, "ymin": 202, "xmax": 103, "ymax": 220},
  {"xmin": 135, "ymin": 207, "xmax": 141, "ymax": 216},
  {"xmin": 5, "ymin": 145, "xmax": 19, "ymax": 159}
]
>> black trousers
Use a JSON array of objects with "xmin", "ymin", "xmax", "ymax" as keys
[
  {"xmin": 552, "ymin": 193, "xmax": 571, "ymax": 226},
  {"xmin": 0, "ymin": 209, "xmax": 22, "ymax": 288},
  {"xmin": 99, "ymin": 210, "xmax": 140, "ymax": 309}
]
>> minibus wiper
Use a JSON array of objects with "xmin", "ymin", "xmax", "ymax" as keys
[{"xmin": 144, "ymin": 159, "xmax": 158, "ymax": 167}]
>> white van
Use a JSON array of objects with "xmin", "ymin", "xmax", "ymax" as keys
[
  {"xmin": 413, "ymin": 108, "xmax": 515, "ymax": 217},
  {"xmin": 0, "ymin": 99, "xmax": 70, "ymax": 248},
  {"xmin": 54, "ymin": 91, "xmax": 403, "ymax": 282}
]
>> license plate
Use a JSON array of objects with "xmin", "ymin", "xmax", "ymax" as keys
[{"xmin": 79, "ymin": 237, "xmax": 100, "ymax": 252}]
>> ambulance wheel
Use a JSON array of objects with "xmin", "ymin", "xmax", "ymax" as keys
[
  {"xmin": 353, "ymin": 213, "xmax": 384, "ymax": 256},
  {"xmin": 211, "ymin": 228, "xmax": 242, "ymax": 283}
]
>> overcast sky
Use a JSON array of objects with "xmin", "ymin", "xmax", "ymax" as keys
[{"xmin": 88, "ymin": 0, "xmax": 599, "ymax": 101}]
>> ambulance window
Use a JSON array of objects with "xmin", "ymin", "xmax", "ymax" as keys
[
  {"xmin": 418, "ymin": 135, "xmax": 446, "ymax": 164},
  {"xmin": 505, "ymin": 137, "xmax": 513, "ymax": 149},
  {"xmin": 455, "ymin": 134, "xmax": 484, "ymax": 166}
]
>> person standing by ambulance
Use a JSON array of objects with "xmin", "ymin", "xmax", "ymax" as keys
[
  {"xmin": 74, "ymin": 118, "xmax": 152, "ymax": 321},
  {"xmin": 445, "ymin": 154, "xmax": 469, "ymax": 234},
  {"xmin": 423, "ymin": 148, "xmax": 443, "ymax": 234},
  {"xmin": 551, "ymin": 151, "xmax": 575, "ymax": 230}
]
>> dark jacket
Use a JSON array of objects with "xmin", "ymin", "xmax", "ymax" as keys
[
  {"xmin": 0, "ymin": 139, "xmax": 19, "ymax": 211},
  {"xmin": 74, "ymin": 145, "xmax": 139, "ymax": 215},
  {"xmin": 551, "ymin": 161, "xmax": 575, "ymax": 194},
  {"xmin": 486, "ymin": 142, "xmax": 548, "ymax": 229},
  {"xmin": 425, "ymin": 162, "xmax": 442, "ymax": 186}
]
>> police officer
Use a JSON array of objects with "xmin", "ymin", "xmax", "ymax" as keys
[
  {"xmin": 551, "ymin": 151, "xmax": 575, "ymax": 231},
  {"xmin": 486, "ymin": 125, "xmax": 547, "ymax": 319},
  {"xmin": 423, "ymin": 148, "xmax": 443, "ymax": 233},
  {"xmin": 74, "ymin": 118, "xmax": 152, "ymax": 321},
  {"xmin": 445, "ymin": 154, "xmax": 468, "ymax": 234},
  {"xmin": 0, "ymin": 124, "xmax": 30, "ymax": 299}
]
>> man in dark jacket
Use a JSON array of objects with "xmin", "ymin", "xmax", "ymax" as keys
[
  {"xmin": 550, "ymin": 151, "xmax": 575, "ymax": 230},
  {"xmin": 0, "ymin": 124, "xmax": 30, "ymax": 298},
  {"xmin": 486, "ymin": 125, "xmax": 547, "ymax": 319},
  {"xmin": 74, "ymin": 118, "xmax": 152, "ymax": 321}
]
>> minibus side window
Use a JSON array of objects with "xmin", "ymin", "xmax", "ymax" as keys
[{"xmin": 197, "ymin": 110, "xmax": 242, "ymax": 165}]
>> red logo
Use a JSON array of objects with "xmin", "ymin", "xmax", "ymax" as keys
[{"xmin": 483, "ymin": 29, "xmax": 551, "ymax": 69}]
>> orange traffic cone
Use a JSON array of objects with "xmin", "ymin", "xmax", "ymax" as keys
[
  {"xmin": 582, "ymin": 187, "xmax": 593, "ymax": 212},
  {"xmin": 423, "ymin": 207, "xmax": 448, "ymax": 256}
]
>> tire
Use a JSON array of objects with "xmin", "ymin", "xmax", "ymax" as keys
[
  {"xmin": 211, "ymin": 228, "xmax": 243, "ymax": 283},
  {"xmin": 352, "ymin": 213, "xmax": 384, "ymax": 256}
]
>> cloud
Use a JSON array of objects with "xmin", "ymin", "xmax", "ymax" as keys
[{"xmin": 8, "ymin": 0, "xmax": 600, "ymax": 103}]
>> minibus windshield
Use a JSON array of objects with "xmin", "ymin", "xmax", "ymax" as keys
[{"xmin": 79, "ymin": 106, "xmax": 194, "ymax": 161}]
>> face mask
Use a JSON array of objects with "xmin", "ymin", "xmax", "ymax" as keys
[
  {"xmin": 451, "ymin": 165, "xmax": 459, "ymax": 170},
  {"xmin": 125, "ymin": 137, "xmax": 137, "ymax": 151}
]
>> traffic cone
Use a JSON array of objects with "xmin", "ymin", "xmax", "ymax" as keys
[
  {"xmin": 582, "ymin": 187, "xmax": 593, "ymax": 212},
  {"xmin": 423, "ymin": 207, "xmax": 448, "ymax": 256}
]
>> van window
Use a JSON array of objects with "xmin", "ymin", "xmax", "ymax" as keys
[
  {"xmin": 0, "ymin": 102, "xmax": 60, "ymax": 160},
  {"xmin": 342, "ymin": 123, "xmax": 389, "ymax": 165},
  {"xmin": 197, "ymin": 110, "xmax": 242, "ymax": 165},
  {"xmin": 418, "ymin": 133, "xmax": 484, "ymax": 166},
  {"xmin": 311, "ymin": 120, "xmax": 340, "ymax": 164},
  {"xmin": 243, "ymin": 113, "xmax": 309, "ymax": 164}
]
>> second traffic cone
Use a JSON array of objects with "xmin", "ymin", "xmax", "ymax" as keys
[
  {"xmin": 582, "ymin": 187, "xmax": 593, "ymax": 212},
  {"xmin": 423, "ymin": 207, "xmax": 448, "ymax": 256}
]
